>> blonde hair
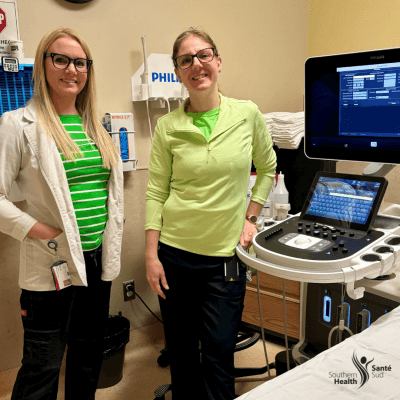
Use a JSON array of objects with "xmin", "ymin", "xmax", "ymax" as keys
[{"xmin": 31, "ymin": 28, "xmax": 118, "ymax": 169}]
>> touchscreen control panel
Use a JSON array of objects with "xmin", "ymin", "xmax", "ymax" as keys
[{"xmin": 254, "ymin": 172, "xmax": 388, "ymax": 262}]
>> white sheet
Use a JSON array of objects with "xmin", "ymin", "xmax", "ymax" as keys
[{"xmin": 237, "ymin": 305, "xmax": 400, "ymax": 400}]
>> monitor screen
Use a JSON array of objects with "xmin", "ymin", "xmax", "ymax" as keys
[
  {"xmin": 299, "ymin": 172, "xmax": 388, "ymax": 232},
  {"xmin": 305, "ymin": 47, "xmax": 400, "ymax": 164}
]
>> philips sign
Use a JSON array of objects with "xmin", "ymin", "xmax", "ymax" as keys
[
  {"xmin": 132, "ymin": 53, "xmax": 184, "ymax": 101},
  {"xmin": 152, "ymin": 72, "xmax": 179, "ymax": 83}
]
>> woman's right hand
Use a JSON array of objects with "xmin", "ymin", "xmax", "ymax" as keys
[
  {"xmin": 146, "ymin": 256, "xmax": 169, "ymax": 300},
  {"xmin": 27, "ymin": 222, "xmax": 63, "ymax": 240}
]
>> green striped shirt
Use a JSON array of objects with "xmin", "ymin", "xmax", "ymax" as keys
[{"xmin": 59, "ymin": 115, "xmax": 110, "ymax": 251}]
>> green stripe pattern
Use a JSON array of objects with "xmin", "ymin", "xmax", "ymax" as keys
[{"xmin": 59, "ymin": 115, "xmax": 110, "ymax": 251}]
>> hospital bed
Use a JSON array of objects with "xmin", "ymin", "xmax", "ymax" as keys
[{"xmin": 237, "ymin": 303, "xmax": 400, "ymax": 399}]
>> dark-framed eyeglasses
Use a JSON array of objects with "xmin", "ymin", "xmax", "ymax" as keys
[
  {"xmin": 44, "ymin": 53, "xmax": 92, "ymax": 73},
  {"xmin": 174, "ymin": 48, "xmax": 216, "ymax": 70}
]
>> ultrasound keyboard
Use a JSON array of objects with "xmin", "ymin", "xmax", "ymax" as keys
[{"xmin": 307, "ymin": 194, "xmax": 371, "ymax": 224}]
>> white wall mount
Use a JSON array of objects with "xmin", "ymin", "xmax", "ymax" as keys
[{"xmin": 131, "ymin": 53, "xmax": 188, "ymax": 106}]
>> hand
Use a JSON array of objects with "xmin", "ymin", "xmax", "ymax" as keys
[
  {"xmin": 27, "ymin": 222, "xmax": 63, "ymax": 240},
  {"xmin": 146, "ymin": 256, "xmax": 169, "ymax": 300},
  {"xmin": 240, "ymin": 220, "xmax": 258, "ymax": 250}
]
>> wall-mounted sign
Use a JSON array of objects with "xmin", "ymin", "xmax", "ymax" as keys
[
  {"xmin": 131, "ymin": 53, "xmax": 183, "ymax": 101},
  {"xmin": 0, "ymin": 0, "xmax": 20, "ymax": 57}
]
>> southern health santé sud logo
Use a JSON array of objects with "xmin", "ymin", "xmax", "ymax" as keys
[{"xmin": 328, "ymin": 350, "xmax": 392, "ymax": 389}]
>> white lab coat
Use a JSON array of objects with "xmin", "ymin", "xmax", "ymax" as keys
[{"xmin": 0, "ymin": 102, "xmax": 124, "ymax": 290}]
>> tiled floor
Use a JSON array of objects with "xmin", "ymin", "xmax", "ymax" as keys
[{"xmin": 0, "ymin": 322, "xmax": 285, "ymax": 399}]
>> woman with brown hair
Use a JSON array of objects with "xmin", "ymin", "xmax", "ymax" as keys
[
  {"xmin": 145, "ymin": 28, "xmax": 276, "ymax": 399},
  {"xmin": 0, "ymin": 28, "xmax": 124, "ymax": 399}
]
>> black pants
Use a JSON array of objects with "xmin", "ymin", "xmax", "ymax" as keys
[
  {"xmin": 11, "ymin": 245, "xmax": 111, "ymax": 400},
  {"xmin": 158, "ymin": 242, "xmax": 247, "ymax": 400}
]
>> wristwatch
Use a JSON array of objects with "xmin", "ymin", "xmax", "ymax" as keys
[{"xmin": 246, "ymin": 215, "xmax": 257, "ymax": 225}]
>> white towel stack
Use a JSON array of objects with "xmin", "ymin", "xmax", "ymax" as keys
[{"xmin": 263, "ymin": 111, "xmax": 304, "ymax": 149}]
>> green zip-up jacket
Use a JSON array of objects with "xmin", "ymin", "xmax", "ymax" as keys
[{"xmin": 145, "ymin": 94, "xmax": 276, "ymax": 257}]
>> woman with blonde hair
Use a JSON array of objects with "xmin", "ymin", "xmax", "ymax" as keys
[
  {"xmin": 145, "ymin": 27, "xmax": 276, "ymax": 399},
  {"xmin": 0, "ymin": 28, "xmax": 124, "ymax": 399}
]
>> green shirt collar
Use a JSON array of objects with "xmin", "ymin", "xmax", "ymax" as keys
[{"xmin": 166, "ymin": 94, "xmax": 246, "ymax": 141}]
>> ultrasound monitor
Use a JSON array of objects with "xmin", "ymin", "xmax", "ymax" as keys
[{"xmin": 305, "ymin": 47, "xmax": 400, "ymax": 165}]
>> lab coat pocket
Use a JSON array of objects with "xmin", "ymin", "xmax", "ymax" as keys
[
  {"xmin": 37, "ymin": 230, "xmax": 67, "ymax": 253},
  {"xmin": 41, "ymin": 231, "xmax": 71, "ymax": 264},
  {"xmin": 25, "ymin": 231, "xmax": 68, "ymax": 279}
]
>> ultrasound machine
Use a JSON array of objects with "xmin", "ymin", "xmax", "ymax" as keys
[{"xmin": 237, "ymin": 47, "xmax": 400, "ymax": 366}]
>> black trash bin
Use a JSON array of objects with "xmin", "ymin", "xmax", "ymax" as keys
[{"xmin": 97, "ymin": 312, "xmax": 130, "ymax": 389}]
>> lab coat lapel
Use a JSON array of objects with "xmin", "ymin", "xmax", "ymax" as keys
[
  {"xmin": 22, "ymin": 111, "xmax": 70, "ymax": 202},
  {"xmin": 23, "ymin": 122, "xmax": 55, "ymax": 183}
]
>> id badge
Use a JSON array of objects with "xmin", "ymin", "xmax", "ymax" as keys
[
  {"xmin": 51, "ymin": 260, "xmax": 72, "ymax": 291},
  {"xmin": 48, "ymin": 238, "xmax": 72, "ymax": 291},
  {"xmin": 224, "ymin": 256, "xmax": 240, "ymax": 282}
]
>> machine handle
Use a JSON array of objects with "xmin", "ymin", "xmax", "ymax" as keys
[{"xmin": 236, "ymin": 243, "xmax": 352, "ymax": 284}]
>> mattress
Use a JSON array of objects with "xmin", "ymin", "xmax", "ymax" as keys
[{"xmin": 237, "ymin": 305, "xmax": 400, "ymax": 399}]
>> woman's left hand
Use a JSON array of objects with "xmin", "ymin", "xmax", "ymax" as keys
[{"xmin": 240, "ymin": 220, "xmax": 258, "ymax": 250}]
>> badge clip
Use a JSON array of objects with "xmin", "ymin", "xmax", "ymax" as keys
[{"xmin": 48, "ymin": 239, "xmax": 71, "ymax": 290}]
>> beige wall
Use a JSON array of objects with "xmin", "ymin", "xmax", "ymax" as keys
[
  {"xmin": 0, "ymin": 0, "xmax": 308, "ymax": 371},
  {"xmin": 307, "ymin": 0, "xmax": 400, "ymax": 202}
]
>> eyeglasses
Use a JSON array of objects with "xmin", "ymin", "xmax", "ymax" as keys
[
  {"xmin": 44, "ymin": 53, "xmax": 92, "ymax": 73},
  {"xmin": 174, "ymin": 48, "xmax": 215, "ymax": 70}
]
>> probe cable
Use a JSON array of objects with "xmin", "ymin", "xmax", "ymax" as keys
[
  {"xmin": 328, "ymin": 284, "xmax": 353, "ymax": 348},
  {"xmin": 165, "ymin": 98, "xmax": 171, "ymax": 113},
  {"xmin": 282, "ymin": 278, "xmax": 291, "ymax": 372},
  {"xmin": 236, "ymin": 250, "xmax": 272, "ymax": 383},
  {"xmin": 146, "ymin": 98, "xmax": 172, "ymax": 144},
  {"xmin": 145, "ymin": 99, "xmax": 153, "ymax": 143},
  {"xmin": 255, "ymin": 266, "xmax": 272, "ymax": 380}
]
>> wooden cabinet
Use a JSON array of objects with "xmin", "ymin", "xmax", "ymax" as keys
[{"xmin": 242, "ymin": 271, "xmax": 300, "ymax": 339}]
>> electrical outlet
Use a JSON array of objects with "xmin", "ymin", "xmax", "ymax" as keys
[{"xmin": 123, "ymin": 280, "xmax": 135, "ymax": 301}]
